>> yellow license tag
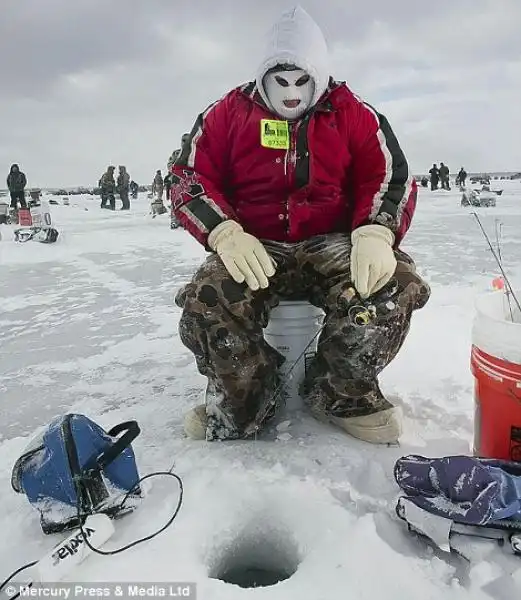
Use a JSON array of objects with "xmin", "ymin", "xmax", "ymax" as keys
[{"xmin": 260, "ymin": 119, "xmax": 289, "ymax": 149}]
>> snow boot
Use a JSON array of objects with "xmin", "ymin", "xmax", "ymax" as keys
[
  {"xmin": 185, "ymin": 404, "xmax": 401, "ymax": 443},
  {"xmin": 183, "ymin": 380, "xmax": 253, "ymax": 440},
  {"xmin": 184, "ymin": 405, "xmax": 207, "ymax": 440},
  {"xmin": 183, "ymin": 381, "xmax": 229, "ymax": 440},
  {"xmin": 312, "ymin": 406, "xmax": 402, "ymax": 444},
  {"xmin": 184, "ymin": 383, "xmax": 239, "ymax": 440}
]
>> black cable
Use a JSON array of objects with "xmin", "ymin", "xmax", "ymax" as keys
[
  {"xmin": 0, "ymin": 467, "xmax": 183, "ymax": 599},
  {"xmin": 77, "ymin": 469, "xmax": 183, "ymax": 556},
  {"xmin": 0, "ymin": 562, "xmax": 36, "ymax": 599}
]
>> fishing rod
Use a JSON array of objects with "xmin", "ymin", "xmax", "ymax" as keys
[
  {"xmin": 472, "ymin": 212, "xmax": 520, "ymax": 319},
  {"xmin": 494, "ymin": 218, "xmax": 514, "ymax": 322},
  {"xmin": 247, "ymin": 285, "xmax": 382, "ymax": 437}
]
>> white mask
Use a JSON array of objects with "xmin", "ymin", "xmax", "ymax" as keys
[{"xmin": 263, "ymin": 68, "xmax": 315, "ymax": 120}]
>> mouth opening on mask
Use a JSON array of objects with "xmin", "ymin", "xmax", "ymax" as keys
[{"xmin": 283, "ymin": 99, "xmax": 301, "ymax": 108}]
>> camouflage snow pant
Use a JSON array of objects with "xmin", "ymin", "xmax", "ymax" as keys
[{"xmin": 175, "ymin": 233, "xmax": 431, "ymax": 440}]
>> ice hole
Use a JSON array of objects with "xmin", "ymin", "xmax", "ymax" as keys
[{"xmin": 208, "ymin": 524, "xmax": 301, "ymax": 589}]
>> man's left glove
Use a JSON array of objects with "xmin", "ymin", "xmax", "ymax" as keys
[{"xmin": 350, "ymin": 224, "xmax": 397, "ymax": 299}]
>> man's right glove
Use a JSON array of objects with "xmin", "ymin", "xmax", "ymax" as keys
[{"xmin": 207, "ymin": 220, "xmax": 275, "ymax": 291}]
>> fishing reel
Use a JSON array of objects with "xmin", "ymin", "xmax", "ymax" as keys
[
  {"xmin": 338, "ymin": 286, "xmax": 376, "ymax": 326},
  {"xmin": 348, "ymin": 303, "xmax": 376, "ymax": 326},
  {"xmin": 339, "ymin": 279, "xmax": 399, "ymax": 326}
]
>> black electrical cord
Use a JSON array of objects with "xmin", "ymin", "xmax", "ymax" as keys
[
  {"xmin": 0, "ymin": 467, "xmax": 183, "ymax": 600},
  {"xmin": 77, "ymin": 468, "xmax": 183, "ymax": 556},
  {"xmin": 0, "ymin": 562, "xmax": 36, "ymax": 600}
]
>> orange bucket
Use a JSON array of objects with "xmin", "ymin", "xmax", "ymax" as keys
[{"xmin": 471, "ymin": 290, "xmax": 521, "ymax": 461}]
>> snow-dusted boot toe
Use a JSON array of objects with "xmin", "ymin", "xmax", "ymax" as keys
[
  {"xmin": 183, "ymin": 404, "xmax": 207, "ymax": 440},
  {"xmin": 321, "ymin": 407, "xmax": 402, "ymax": 445}
]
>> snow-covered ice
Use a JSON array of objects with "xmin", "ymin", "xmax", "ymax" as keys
[{"xmin": 1, "ymin": 183, "xmax": 521, "ymax": 599}]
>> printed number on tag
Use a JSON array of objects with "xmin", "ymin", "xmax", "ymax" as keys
[{"xmin": 260, "ymin": 119, "xmax": 289, "ymax": 149}]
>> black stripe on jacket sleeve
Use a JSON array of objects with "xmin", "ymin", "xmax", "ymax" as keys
[
  {"xmin": 180, "ymin": 195, "xmax": 226, "ymax": 233},
  {"xmin": 364, "ymin": 103, "xmax": 412, "ymax": 230}
]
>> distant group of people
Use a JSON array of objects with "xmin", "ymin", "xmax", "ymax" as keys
[
  {"xmin": 428, "ymin": 163, "xmax": 451, "ymax": 190},
  {"xmin": 422, "ymin": 164, "xmax": 467, "ymax": 191},
  {"xmin": 96, "ymin": 132, "xmax": 190, "ymax": 216},
  {"xmin": 98, "ymin": 165, "xmax": 138, "ymax": 211},
  {"xmin": 7, "ymin": 133, "xmax": 191, "ymax": 218}
]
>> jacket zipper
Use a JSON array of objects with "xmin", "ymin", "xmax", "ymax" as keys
[{"xmin": 283, "ymin": 122, "xmax": 299, "ymax": 233}]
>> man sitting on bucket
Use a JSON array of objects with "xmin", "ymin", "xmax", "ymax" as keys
[{"xmin": 171, "ymin": 6, "xmax": 430, "ymax": 444}]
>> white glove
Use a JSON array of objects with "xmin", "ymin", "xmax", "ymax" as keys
[
  {"xmin": 350, "ymin": 224, "xmax": 397, "ymax": 299},
  {"xmin": 208, "ymin": 220, "xmax": 276, "ymax": 291}
]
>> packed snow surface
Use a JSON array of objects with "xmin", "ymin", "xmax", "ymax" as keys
[{"xmin": 1, "ymin": 182, "xmax": 521, "ymax": 599}]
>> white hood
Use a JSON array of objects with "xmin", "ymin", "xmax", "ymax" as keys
[{"xmin": 256, "ymin": 6, "xmax": 330, "ymax": 113}]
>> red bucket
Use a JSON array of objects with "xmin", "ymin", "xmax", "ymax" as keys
[
  {"xmin": 471, "ymin": 291, "xmax": 521, "ymax": 461},
  {"xmin": 18, "ymin": 208, "xmax": 32, "ymax": 226}
]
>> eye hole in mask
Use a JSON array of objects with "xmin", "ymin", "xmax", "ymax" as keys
[
  {"xmin": 274, "ymin": 74, "xmax": 310, "ymax": 87},
  {"xmin": 274, "ymin": 75, "xmax": 289, "ymax": 87}
]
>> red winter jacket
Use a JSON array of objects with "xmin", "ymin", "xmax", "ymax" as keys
[{"xmin": 171, "ymin": 80, "xmax": 417, "ymax": 247}]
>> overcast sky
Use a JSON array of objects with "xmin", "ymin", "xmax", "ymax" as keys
[{"xmin": 1, "ymin": 0, "xmax": 519, "ymax": 188}]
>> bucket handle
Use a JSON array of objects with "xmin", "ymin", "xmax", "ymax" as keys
[{"xmin": 83, "ymin": 421, "xmax": 140, "ymax": 473}]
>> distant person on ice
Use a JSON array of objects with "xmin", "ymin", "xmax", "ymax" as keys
[
  {"xmin": 456, "ymin": 167, "xmax": 467, "ymax": 187},
  {"xmin": 167, "ymin": 133, "xmax": 190, "ymax": 172},
  {"xmin": 439, "ymin": 162, "xmax": 450, "ymax": 190},
  {"xmin": 166, "ymin": 133, "xmax": 189, "ymax": 228},
  {"xmin": 429, "ymin": 164, "xmax": 439, "ymax": 190},
  {"xmin": 7, "ymin": 164, "xmax": 27, "ymax": 209},
  {"xmin": 152, "ymin": 170, "xmax": 164, "ymax": 200},
  {"xmin": 171, "ymin": 6, "xmax": 430, "ymax": 444},
  {"xmin": 130, "ymin": 180, "xmax": 139, "ymax": 199},
  {"xmin": 117, "ymin": 165, "xmax": 131, "ymax": 210},
  {"xmin": 99, "ymin": 166, "xmax": 116, "ymax": 210}
]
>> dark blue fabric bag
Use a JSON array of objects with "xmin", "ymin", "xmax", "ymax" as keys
[
  {"xmin": 11, "ymin": 414, "xmax": 141, "ymax": 533},
  {"xmin": 394, "ymin": 454, "xmax": 521, "ymax": 526}
]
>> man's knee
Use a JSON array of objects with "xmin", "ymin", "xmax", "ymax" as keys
[
  {"xmin": 175, "ymin": 255, "xmax": 255, "ymax": 320},
  {"xmin": 177, "ymin": 255, "xmax": 223, "ymax": 310},
  {"xmin": 393, "ymin": 251, "xmax": 431, "ymax": 310}
]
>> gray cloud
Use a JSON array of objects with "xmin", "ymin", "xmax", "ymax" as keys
[
  {"xmin": 0, "ymin": 0, "xmax": 167, "ymax": 97},
  {"xmin": 0, "ymin": 0, "xmax": 520, "ymax": 187}
]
